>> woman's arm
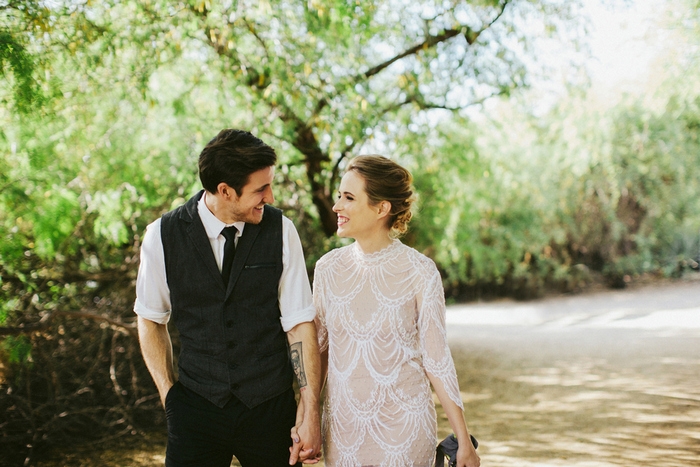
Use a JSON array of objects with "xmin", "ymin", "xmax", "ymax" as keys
[
  {"xmin": 428, "ymin": 374, "xmax": 480, "ymax": 467},
  {"xmin": 418, "ymin": 262, "xmax": 480, "ymax": 467}
]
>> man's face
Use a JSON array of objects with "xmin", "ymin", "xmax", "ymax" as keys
[{"xmin": 228, "ymin": 166, "xmax": 275, "ymax": 224}]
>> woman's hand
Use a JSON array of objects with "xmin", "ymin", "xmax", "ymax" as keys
[{"xmin": 455, "ymin": 442, "xmax": 480, "ymax": 467}]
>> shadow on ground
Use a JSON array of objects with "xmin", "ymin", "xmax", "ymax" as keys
[
  {"xmin": 446, "ymin": 332, "xmax": 700, "ymax": 467},
  {"xmin": 35, "ymin": 281, "xmax": 700, "ymax": 467}
]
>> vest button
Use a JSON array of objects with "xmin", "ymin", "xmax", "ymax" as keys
[
  {"xmin": 226, "ymin": 320, "xmax": 234, "ymax": 328},
  {"xmin": 230, "ymin": 383, "xmax": 240, "ymax": 390},
  {"xmin": 228, "ymin": 362, "xmax": 238, "ymax": 369},
  {"xmin": 227, "ymin": 341, "xmax": 236, "ymax": 348}
]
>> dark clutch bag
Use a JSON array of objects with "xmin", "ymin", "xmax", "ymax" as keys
[{"xmin": 434, "ymin": 433, "xmax": 478, "ymax": 467}]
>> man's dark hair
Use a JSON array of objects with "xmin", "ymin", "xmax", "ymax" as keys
[{"xmin": 198, "ymin": 129, "xmax": 277, "ymax": 195}]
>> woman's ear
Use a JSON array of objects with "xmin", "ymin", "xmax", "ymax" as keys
[{"xmin": 377, "ymin": 200, "xmax": 392, "ymax": 219}]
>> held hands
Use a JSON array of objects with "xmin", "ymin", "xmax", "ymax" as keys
[
  {"xmin": 289, "ymin": 425, "xmax": 321, "ymax": 465},
  {"xmin": 288, "ymin": 399, "xmax": 322, "ymax": 465}
]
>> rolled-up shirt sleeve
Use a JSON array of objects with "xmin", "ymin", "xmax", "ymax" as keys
[
  {"xmin": 279, "ymin": 216, "xmax": 315, "ymax": 332},
  {"xmin": 133, "ymin": 218, "xmax": 172, "ymax": 324}
]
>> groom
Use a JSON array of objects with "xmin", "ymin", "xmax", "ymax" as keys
[{"xmin": 134, "ymin": 129, "xmax": 321, "ymax": 466}]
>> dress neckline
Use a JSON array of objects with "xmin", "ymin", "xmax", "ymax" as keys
[{"xmin": 351, "ymin": 239, "xmax": 401, "ymax": 264}]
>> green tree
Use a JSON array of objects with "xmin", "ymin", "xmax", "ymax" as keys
[
  {"xmin": 406, "ymin": 84, "xmax": 700, "ymax": 298},
  {"xmin": 3, "ymin": 0, "xmax": 582, "ymax": 232},
  {"xmin": 0, "ymin": 1, "xmax": 586, "ymax": 463}
]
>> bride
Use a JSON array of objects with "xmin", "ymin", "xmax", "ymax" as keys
[{"xmin": 312, "ymin": 155, "xmax": 480, "ymax": 467}]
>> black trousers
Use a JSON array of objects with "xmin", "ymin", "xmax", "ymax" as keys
[{"xmin": 165, "ymin": 382, "xmax": 299, "ymax": 467}]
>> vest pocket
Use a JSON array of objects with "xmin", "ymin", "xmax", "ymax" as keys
[{"xmin": 244, "ymin": 262, "xmax": 276, "ymax": 269}]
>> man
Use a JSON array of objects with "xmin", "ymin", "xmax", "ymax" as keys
[{"xmin": 134, "ymin": 129, "xmax": 321, "ymax": 467}]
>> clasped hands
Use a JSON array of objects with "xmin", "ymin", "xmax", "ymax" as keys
[{"xmin": 288, "ymin": 402, "xmax": 322, "ymax": 465}]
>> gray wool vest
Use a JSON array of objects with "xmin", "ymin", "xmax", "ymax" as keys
[{"xmin": 160, "ymin": 191, "xmax": 293, "ymax": 408}]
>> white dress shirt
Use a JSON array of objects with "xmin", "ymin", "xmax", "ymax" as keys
[{"xmin": 134, "ymin": 193, "xmax": 315, "ymax": 332}]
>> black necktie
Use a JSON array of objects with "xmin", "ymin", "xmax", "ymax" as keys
[{"xmin": 221, "ymin": 226, "xmax": 238, "ymax": 286}]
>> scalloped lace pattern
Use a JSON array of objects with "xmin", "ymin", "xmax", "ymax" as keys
[{"xmin": 314, "ymin": 241, "xmax": 463, "ymax": 467}]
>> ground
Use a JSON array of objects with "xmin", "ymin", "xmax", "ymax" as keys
[{"xmin": 34, "ymin": 275, "xmax": 700, "ymax": 467}]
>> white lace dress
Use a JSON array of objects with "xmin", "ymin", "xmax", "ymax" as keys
[{"xmin": 313, "ymin": 240, "xmax": 464, "ymax": 467}]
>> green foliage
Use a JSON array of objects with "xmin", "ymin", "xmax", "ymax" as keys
[
  {"xmin": 405, "ymin": 89, "xmax": 700, "ymax": 298},
  {"xmin": 0, "ymin": 30, "xmax": 42, "ymax": 112},
  {"xmin": 0, "ymin": 335, "xmax": 31, "ymax": 364},
  {"xmin": 0, "ymin": 0, "xmax": 582, "ymax": 299},
  {"xmin": 403, "ymin": 118, "xmax": 580, "ymax": 299}
]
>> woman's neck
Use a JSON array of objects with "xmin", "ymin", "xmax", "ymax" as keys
[{"xmin": 354, "ymin": 233, "xmax": 393, "ymax": 254}]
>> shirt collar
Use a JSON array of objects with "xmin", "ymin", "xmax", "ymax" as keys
[{"xmin": 197, "ymin": 192, "xmax": 246, "ymax": 239}]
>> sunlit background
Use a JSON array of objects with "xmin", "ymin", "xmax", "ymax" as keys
[{"xmin": 1, "ymin": 0, "xmax": 699, "ymax": 465}]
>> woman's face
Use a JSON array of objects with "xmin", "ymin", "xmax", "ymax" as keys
[{"xmin": 333, "ymin": 171, "xmax": 386, "ymax": 239}]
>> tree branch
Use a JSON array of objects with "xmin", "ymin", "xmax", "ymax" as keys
[
  {"xmin": 244, "ymin": 19, "xmax": 271, "ymax": 62},
  {"xmin": 337, "ymin": 1, "xmax": 512, "ymax": 101},
  {"xmin": 379, "ymin": 88, "xmax": 511, "ymax": 116},
  {"xmin": 353, "ymin": 28, "xmax": 463, "ymax": 83},
  {"xmin": 0, "ymin": 310, "xmax": 137, "ymax": 338},
  {"xmin": 486, "ymin": 1, "xmax": 512, "ymax": 31},
  {"xmin": 306, "ymin": 0, "xmax": 513, "ymax": 156},
  {"xmin": 330, "ymin": 140, "xmax": 358, "ymax": 192}
]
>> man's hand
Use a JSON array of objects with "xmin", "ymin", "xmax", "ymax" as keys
[{"xmin": 289, "ymin": 397, "xmax": 322, "ymax": 464}]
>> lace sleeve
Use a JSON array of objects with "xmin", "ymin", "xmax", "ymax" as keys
[
  {"xmin": 312, "ymin": 264, "xmax": 328, "ymax": 353},
  {"xmin": 418, "ymin": 264, "xmax": 464, "ymax": 410}
]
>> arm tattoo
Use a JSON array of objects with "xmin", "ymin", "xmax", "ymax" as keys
[{"xmin": 289, "ymin": 342, "xmax": 308, "ymax": 389}]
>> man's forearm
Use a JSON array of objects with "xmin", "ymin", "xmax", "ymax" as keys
[
  {"xmin": 137, "ymin": 316, "xmax": 175, "ymax": 406},
  {"xmin": 287, "ymin": 321, "xmax": 322, "ymax": 463},
  {"xmin": 287, "ymin": 321, "xmax": 321, "ymax": 404}
]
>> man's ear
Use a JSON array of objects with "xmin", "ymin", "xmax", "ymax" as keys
[{"xmin": 217, "ymin": 182, "xmax": 234, "ymax": 199}]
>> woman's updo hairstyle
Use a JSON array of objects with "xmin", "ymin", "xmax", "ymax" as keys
[{"xmin": 346, "ymin": 155, "xmax": 416, "ymax": 237}]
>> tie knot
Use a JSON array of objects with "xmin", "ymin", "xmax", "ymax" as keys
[{"xmin": 221, "ymin": 226, "xmax": 238, "ymax": 242}]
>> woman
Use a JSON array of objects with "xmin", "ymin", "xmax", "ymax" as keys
[{"xmin": 313, "ymin": 155, "xmax": 480, "ymax": 467}]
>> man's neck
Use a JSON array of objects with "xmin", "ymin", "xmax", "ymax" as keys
[{"xmin": 203, "ymin": 190, "xmax": 237, "ymax": 224}]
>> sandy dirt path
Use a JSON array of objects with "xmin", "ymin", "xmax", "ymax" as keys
[
  {"xmin": 446, "ymin": 278, "xmax": 700, "ymax": 467},
  {"xmin": 35, "ymin": 278, "xmax": 700, "ymax": 466}
]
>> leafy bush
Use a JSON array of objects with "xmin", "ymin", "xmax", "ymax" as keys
[{"xmin": 404, "ymin": 93, "xmax": 700, "ymax": 299}]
